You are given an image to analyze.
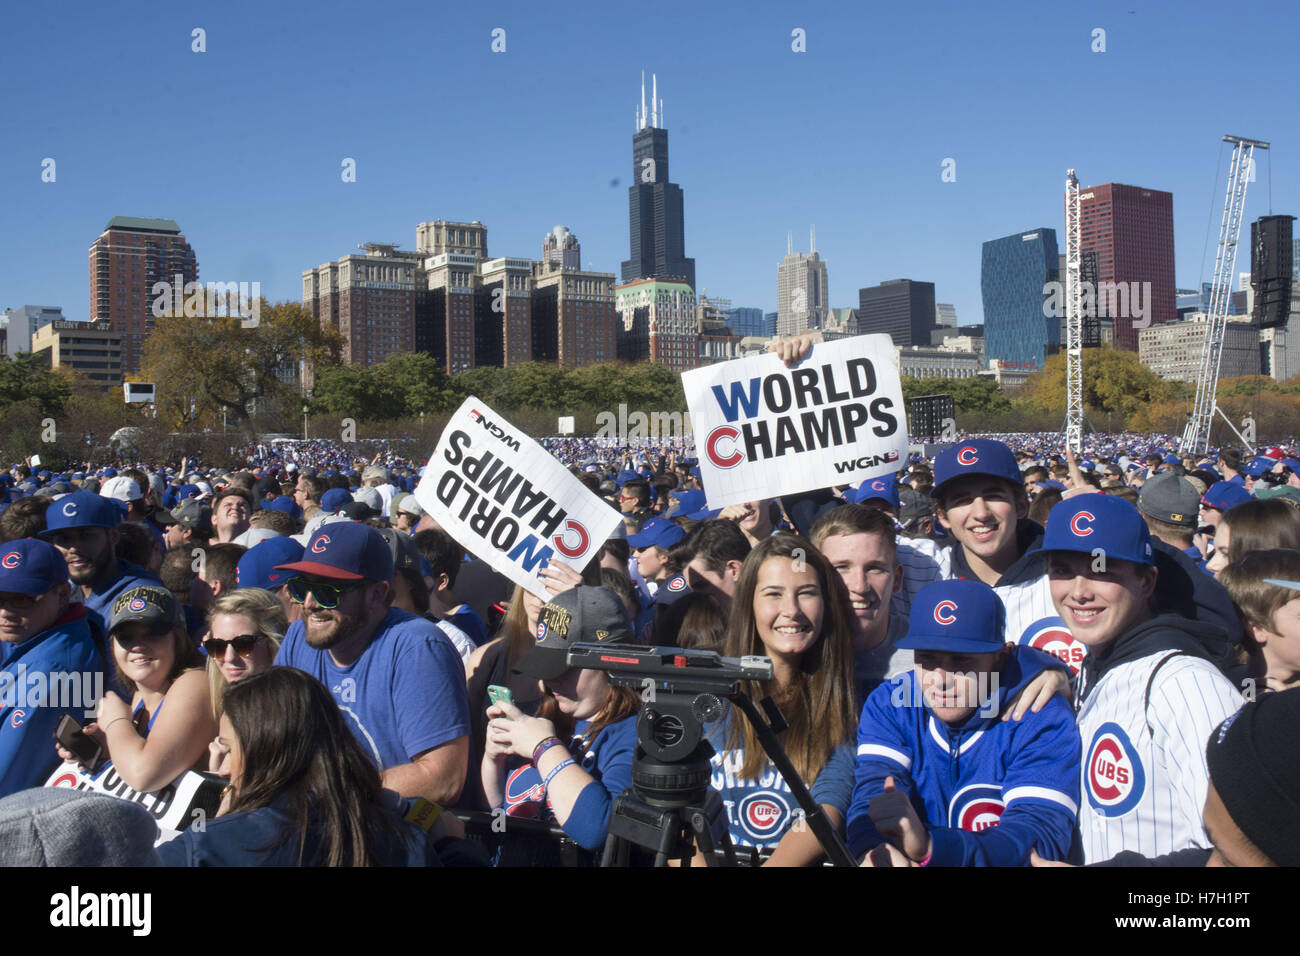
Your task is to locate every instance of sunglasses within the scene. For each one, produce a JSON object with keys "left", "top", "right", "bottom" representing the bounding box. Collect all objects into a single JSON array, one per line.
[
  {"left": 286, "top": 576, "right": 367, "bottom": 609},
  {"left": 203, "top": 633, "right": 264, "bottom": 657}
]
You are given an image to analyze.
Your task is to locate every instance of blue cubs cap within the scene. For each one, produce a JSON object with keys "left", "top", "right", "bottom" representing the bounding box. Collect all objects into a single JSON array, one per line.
[
  {"left": 320, "top": 488, "right": 352, "bottom": 513},
  {"left": 265, "top": 495, "right": 302, "bottom": 520},
  {"left": 932, "top": 439, "right": 1023, "bottom": 500},
  {"left": 1028, "top": 493, "right": 1155, "bottom": 566},
  {"left": 275, "top": 521, "right": 394, "bottom": 583},
  {"left": 1245, "top": 457, "right": 1273, "bottom": 478},
  {"left": 668, "top": 489, "right": 706, "bottom": 516},
  {"left": 1201, "top": 481, "right": 1252, "bottom": 511},
  {"left": 854, "top": 473, "right": 900, "bottom": 509},
  {"left": 628, "top": 517, "right": 685, "bottom": 550},
  {"left": 686, "top": 506, "right": 722, "bottom": 521},
  {"left": 40, "top": 490, "right": 122, "bottom": 536},
  {"left": 896, "top": 579, "right": 1007, "bottom": 654},
  {"left": 237, "top": 537, "right": 306, "bottom": 592},
  {"left": 0, "top": 539, "right": 69, "bottom": 594}
]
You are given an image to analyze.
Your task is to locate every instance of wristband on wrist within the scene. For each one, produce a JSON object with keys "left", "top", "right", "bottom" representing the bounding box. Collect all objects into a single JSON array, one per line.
[
  {"left": 917, "top": 846, "right": 932, "bottom": 867},
  {"left": 542, "top": 758, "right": 575, "bottom": 790},
  {"left": 103, "top": 716, "right": 131, "bottom": 733},
  {"left": 532, "top": 736, "right": 563, "bottom": 765}
]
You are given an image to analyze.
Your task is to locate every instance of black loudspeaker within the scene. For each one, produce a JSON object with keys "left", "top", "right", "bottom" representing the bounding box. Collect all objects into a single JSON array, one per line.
[{"left": 1251, "top": 215, "right": 1295, "bottom": 329}]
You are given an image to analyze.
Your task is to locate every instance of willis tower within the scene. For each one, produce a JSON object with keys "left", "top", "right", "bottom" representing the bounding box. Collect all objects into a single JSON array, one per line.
[{"left": 621, "top": 73, "right": 695, "bottom": 290}]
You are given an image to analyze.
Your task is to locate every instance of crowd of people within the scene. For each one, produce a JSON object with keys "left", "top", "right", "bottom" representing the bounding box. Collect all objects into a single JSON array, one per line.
[{"left": 0, "top": 344, "right": 1298, "bottom": 868}]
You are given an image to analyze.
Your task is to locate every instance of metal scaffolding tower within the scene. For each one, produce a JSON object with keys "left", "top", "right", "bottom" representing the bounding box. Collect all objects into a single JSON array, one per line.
[
  {"left": 1179, "top": 135, "right": 1269, "bottom": 456},
  {"left": 1063, "top": 170, "right": 1084, "bottom": 453}
]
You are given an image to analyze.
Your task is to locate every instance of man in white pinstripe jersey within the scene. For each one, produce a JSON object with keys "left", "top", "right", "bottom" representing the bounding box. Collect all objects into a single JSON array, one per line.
[{"left": 1033, "top": 493, "right": 1242, "bottom": 863}]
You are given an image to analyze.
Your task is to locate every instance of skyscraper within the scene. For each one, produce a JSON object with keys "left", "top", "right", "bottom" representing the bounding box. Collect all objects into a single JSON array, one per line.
[
  {"left": 620, "top": 73, "right": 695, "bottom": 290},
  {"left": 1075, "top": 183, "right": 1176, "bottom": 351},
  {"left": 857, "top": 279, "right": 936, "bottom": 347},
  {"left": 776, "top": 230, "right": 829, "bottom": 337},
  {"left": 302, "top": 244, "right": 421, "bottom": 368},
  {"left": 542, "top": 226, "right": 581, "bottom": 270},
  {"left": 981, "top": 228, "right": 1060, "bottom": 371},
  {"left": 89, "top": 217, "right": 198, "bottom": 374}
]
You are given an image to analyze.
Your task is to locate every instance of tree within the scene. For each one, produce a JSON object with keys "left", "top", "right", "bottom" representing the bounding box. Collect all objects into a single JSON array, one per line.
[
  {"left": 141, "top": 300, "right": 342, "bottom": 431},
  {"left": 1022, "top": 345, "right": 1180, "bottom": 423}
]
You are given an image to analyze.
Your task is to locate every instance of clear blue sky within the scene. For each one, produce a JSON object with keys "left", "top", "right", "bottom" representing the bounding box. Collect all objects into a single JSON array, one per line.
[{"left": 1, "top": 0, "right": 1295, "bottom": 329}]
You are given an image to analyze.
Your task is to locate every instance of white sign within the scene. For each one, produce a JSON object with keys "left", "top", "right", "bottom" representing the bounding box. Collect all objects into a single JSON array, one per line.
[
  {"left": 415, "top": 397, "right": 621, "bottom": 598},
  {"left": 46, "top": 761, "right": 223, "bottom": 845},
  {"left": 681, "top": 334, "right": 908, "bottom": 508},
  {"left": 557, "top": 416, "right": 575, "bottom": 435}
]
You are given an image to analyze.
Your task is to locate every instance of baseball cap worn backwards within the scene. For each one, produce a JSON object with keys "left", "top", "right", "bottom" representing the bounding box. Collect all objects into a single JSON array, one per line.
[
  {"left": 515, "top": 586, "right": 634, "bottom": 681},
  {"left": 1137, "top": 472, "right": 1200, "bottom": 528},
  {"left": 897, "top": 579, "right": 1006, "bottom": 654},
  {"left": 1029, "top": 494, "right": 1155, "bottom": 566},
  {"left": 276, "top": 521, "right": 394, "bottom": 584},
  {"left": 931, "top": 439, "right": 1022, "bottom": 500}
]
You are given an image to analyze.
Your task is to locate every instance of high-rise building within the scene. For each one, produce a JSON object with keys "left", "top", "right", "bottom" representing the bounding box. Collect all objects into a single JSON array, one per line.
[
  {"left": 726, "top": 306, "right": 766, "bottom": 338},
  {"left": 763, "top": 312, "right": 778, "bottom": 337},
  {"left": 614, "top": 278, "right": 696, "bottom": 370},
  {"left": 981, "top": 228, "right": 1060, "bottom": 371},
  {"left": 0, "top": 306, "right": 66, "bottom": 356},
  {"left": 776, "top": 230, "right": 829, "bottom": 336},
  {"left": 1075, "top": 183, "right": 1176, "bottom": 351},
  {"left": 88, "top": 217, "right": 198, "bottom": 374},
  {"left": 302, "top": 244, "right": 421, "bottom": 368},
  {"left": 416, "top": 220, "right": 489, "bottom": 374},
  {"left": 620, "top": 74, "right": 695, "bottom": 290},
  {"left": 1139, "top": 313, "right": 1259, "bottom": 382},
  {"left": 542, "top": 226, "right": 581, "bottom": 271},
  {"left": 531, "top": 261, "right": 617, "bottom": 368},
  {"left": 935, "top": 303, "right": 958, "bottom": 328},
  {"left": 858, "top": 279, "right": 936, "bottom": 347}
]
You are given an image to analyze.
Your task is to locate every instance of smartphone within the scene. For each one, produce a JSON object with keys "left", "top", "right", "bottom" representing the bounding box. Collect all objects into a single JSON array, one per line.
[
  {"left": 54, "top": 713, "right": 102, "bottom": 767},
  {"left": 487, "top": 685, "right": 514, "bottom": 706}
]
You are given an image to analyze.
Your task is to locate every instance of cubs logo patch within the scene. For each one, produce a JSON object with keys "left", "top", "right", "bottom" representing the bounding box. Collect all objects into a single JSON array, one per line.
[
  {"left": 1069, "top": 511, "right": 1095, "bottom": 536},
  {"left": 311, "top": 535, "right": 330, "bottom": 554},
  {"left": 128, "top": 596, "right": 148, "bottom": 613},
  {"left": 503, "top": 765, "right": 550, "bottom": 819},
  {"left": 956, "top": 446, "right": 979, "bottom": 466},
  {"left": 10, "top": 709, "right": 24, "bottom": 728},
  {"left": 948, "top": 784, "right": 1005, "bottom": 832},
  {"left": 1022, "top": 616, "right": 1086, "bottom": 675},
  {"left": 933, "top": 600, "right": 958, "bottom": 625},
  {"left": 535, "top": 621, "right": 547, "bottom": 642},
  {"left": 737, "top": 790, "right": 790, "bottom": 841},
  {"left": 667, "top": 576, "right": 686, "bottom": 592},
  {"left": 1, "top": 552, "right": 20, "bottom": 569},
  {"left": 1085, "top": 722, "right": 1145, "bottom": 817},
  {"left": 62, "top": 502, "right": 78, "bottom": 517}
]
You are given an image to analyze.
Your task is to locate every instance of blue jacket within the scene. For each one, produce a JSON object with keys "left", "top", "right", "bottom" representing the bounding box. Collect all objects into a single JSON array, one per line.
[
  {"left": 0, "top": 606, "right": 106, "bottom": 798},
  {"left": 847, "top": 646, "right": 1081, "bottom": 865}
]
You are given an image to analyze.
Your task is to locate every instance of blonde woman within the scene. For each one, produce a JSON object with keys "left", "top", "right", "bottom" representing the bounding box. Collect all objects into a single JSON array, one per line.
[{"left": 203, "top": 589, "right": 287, "bottom": 772}]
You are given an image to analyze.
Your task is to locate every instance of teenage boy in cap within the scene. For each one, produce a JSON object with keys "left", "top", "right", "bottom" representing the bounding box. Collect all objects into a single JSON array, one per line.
[
  {"left": 1035, "top": 494, "right": 1242, "bottom": 863},
  {"left": 273, "top": 521, "right": 470, "bottom": 803},
  {"left": 1137, "top": 472, "right": 1204, "bottom": 566},
  {"left": 0, "top": 539, "right": 106, "bottom": 797},
  {"left": 848, "top": 579, "right": 1080, "bottom": 865},
  {"left": 157, "top": 499, "right": 214, "bottom": 553},
  {"left": 628, "top": 518, "right": 685, "bottom": 595},
  {"left": 40, "top": 490, "right": 163, "bottom": 636}
]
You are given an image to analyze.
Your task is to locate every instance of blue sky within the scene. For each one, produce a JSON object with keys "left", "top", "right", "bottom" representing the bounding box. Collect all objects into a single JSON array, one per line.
[{"left": 1, "top": 0, "right": 1295, "bottom": 329}]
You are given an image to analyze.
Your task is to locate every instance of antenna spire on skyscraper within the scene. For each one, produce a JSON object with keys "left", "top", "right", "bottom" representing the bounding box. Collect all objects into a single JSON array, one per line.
[
  {"left": 639, "top": 71, "right": 646, "bottom": 130},
  {"left": 788, "top": 231, "right": 793, "bottom": 255},
  {"left": 811, "top": 225, "right": 816, "bottom": 254},
  {"left": 652, "top": 73, "right": 658, "bottom": 127}
]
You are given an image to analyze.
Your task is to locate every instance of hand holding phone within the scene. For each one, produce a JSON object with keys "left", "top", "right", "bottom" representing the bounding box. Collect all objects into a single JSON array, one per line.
[{"left": 54, "top": 714, "right": 103, "bottom": 768}]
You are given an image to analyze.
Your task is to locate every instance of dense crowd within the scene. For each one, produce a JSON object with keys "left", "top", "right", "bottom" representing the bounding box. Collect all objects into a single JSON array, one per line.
[{"left": 0, "top": 359, "right": 1298, "bottom": 868}]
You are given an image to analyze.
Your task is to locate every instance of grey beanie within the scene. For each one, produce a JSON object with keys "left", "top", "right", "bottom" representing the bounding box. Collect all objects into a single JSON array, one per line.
[{"left": 0, "top": 788, "right": 162, "bottom": 866}]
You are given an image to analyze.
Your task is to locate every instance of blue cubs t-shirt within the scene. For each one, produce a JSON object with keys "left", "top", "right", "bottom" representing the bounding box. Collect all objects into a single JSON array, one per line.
[
  {"left": 498, "top": 716, "right": 636, "bottom": 851},
  {"left": 707, "top": 710, "right": 855, "bottom": 851},
  {"left": 276, "top": 607, "right": 470, "bottom": 771}
]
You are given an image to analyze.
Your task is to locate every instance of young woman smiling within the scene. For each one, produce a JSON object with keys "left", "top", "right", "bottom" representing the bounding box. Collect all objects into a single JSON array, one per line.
[
  {"left": 56, "top": 586, "right": 213, "bottom": 794},
  {"left": 708, "top": 533, "right": 857, "bottom": 865}
]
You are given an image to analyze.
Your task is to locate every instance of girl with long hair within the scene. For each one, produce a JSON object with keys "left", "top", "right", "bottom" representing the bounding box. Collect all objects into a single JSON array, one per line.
[
  {"left": 159, "top": 667, "right": 458, "bottom": 866},
  {"left": 709, "top": 532, "right": 858, "bottom": 865}
]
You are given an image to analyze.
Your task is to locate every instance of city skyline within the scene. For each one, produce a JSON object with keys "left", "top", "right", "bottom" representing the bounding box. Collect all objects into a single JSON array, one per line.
[{"left": 2, "top": 2, "right": 1295, "bottom": 337}]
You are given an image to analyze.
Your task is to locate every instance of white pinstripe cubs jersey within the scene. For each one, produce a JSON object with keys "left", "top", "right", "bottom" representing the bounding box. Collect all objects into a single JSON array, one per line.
[
  {"left": 897, "top": 540, "right": 1089, "bottom": 676},
  {"left": 1077, "top": 652, "right": 1242, "bottom": 864}
]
